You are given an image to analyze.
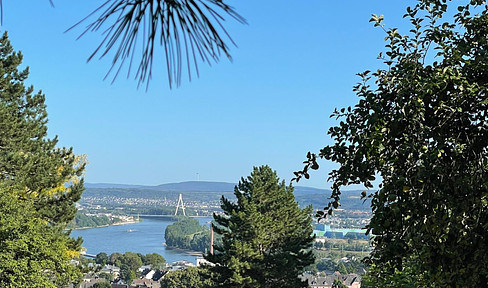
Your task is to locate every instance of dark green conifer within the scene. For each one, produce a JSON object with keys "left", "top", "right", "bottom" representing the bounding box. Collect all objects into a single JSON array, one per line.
[
  {"left": 0, "top": 31, "right": 85, "bottom": 286},
  {"left": 0, "top": 31, "right": 85, "bottom": 226},
  {"left": 206, "top": 165, "right": 314, "bottom": 288}
]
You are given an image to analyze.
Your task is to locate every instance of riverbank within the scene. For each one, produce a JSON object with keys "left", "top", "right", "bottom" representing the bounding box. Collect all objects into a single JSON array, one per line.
[
  {"left": 71, "top": 219, "right": 142, "bottom": 230},
  {"left": 164, "top": 244, "right": 204, "bottom": 257}
]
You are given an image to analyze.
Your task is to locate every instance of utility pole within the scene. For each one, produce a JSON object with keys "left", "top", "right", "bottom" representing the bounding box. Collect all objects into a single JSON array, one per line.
[{"left": 210, "top": 223, "right": 214, "bottom": 255}]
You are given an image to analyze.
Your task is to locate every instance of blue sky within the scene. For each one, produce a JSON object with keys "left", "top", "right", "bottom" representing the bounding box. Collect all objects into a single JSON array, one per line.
[{"left": 3, "top": 1, "right": 414, "bottom": 188}]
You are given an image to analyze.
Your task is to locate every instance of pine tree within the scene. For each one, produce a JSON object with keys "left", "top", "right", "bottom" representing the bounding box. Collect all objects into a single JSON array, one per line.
[
  {"left": 0, "top": 31, "right": 85, "bottom": 226},
  {"left": 0, "top": 31, "right": 86, "bottom": 285},
  {"left": 161, "top": 267, "right": 214, "bottom": 288},
  {"left": 206, "top": 165, "right": 314, "bottom": 288}
]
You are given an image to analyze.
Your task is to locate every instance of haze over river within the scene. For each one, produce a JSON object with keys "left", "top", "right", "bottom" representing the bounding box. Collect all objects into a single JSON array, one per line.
[{"left": 71, "top": 216, "right": 212, "bottom": 264}]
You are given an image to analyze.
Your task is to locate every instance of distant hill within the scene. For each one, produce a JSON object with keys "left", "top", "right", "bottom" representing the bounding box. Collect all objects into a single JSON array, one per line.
[
  {"left": 84, "top": 181, "right": 234, "bottom": 191},
  {"left": 154, "top": 181, "right": 236, "bottom": 192},
  {"left": 85, "top": 181, "right": 331, "bottom": 194},
  {"left": 293, "top": 186, "right": 331, "bottom": 195},
  {"left": 84, "top": 183, "right": 148, "bottom": 189}
]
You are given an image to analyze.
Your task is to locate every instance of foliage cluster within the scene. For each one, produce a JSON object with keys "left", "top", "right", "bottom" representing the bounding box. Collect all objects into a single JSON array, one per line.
[
  {"left": 98, "top": 272, "right": 114, "bottom": 282},
  {"left": 0, "top": 191, "right": 81, "bottom": 287},
  {"left": 95, "top": 253, "right": 110, "bottom": 266},
  {"left": 160, "top": 267, "right": 214, "bottom": 288},
  {"left": 66, "top": 212, "right": 121, "bottom": 229},
  {"left": 92, "top": 282, "right": 112, "bottom": 288},
  {"left": 165, "top": 217, "right": 211, "bottom": 253},
  {"left": 313, "top": 239, "right": 369, "bottom": 252},
  {"left": 102, "top": 251, "right": 165, "bottom": 282},
  {"left": 295, "top": 0, "right": 488, "bottom": 286},
  {"left": 314, "top": 258, "right": 364, "bottom": 275}
]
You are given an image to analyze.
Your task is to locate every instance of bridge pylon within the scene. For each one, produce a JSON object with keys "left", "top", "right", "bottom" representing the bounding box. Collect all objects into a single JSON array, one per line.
[{"left": 175, "top": 193, "right": 186, "bottom": 216}]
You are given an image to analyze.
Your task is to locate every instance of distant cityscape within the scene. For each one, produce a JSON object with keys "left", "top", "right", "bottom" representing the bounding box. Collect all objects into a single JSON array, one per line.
[{"left": 71, "top": 182, "right": 371, "bottom": 287}]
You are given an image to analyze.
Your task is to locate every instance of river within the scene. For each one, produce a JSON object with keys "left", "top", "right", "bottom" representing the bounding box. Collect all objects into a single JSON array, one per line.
[{"left": 70, "top": 216, "right": 212, "bottom": 264}]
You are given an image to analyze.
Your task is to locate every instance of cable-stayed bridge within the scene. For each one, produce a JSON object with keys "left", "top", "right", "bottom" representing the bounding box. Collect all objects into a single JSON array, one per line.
[{"left": 136, "top": 193, "right": 210, "bottom": 220}]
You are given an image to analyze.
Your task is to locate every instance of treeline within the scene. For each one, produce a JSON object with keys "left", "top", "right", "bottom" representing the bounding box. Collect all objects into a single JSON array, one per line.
[
  {"left": 81, "top": 204, "right": 204, "bottom": 217},
  {"left": 95, "top": 252, "right": 166, "bottom": 283},
  {"left": 164, "top": 217, "right": 210, "bottom": 253},
  {"left": 310, "top": 258, "right": 365, "bottom": 275},
  {"left": 295, "top": 191, "right": 371, "bottom": 211},
  {"left": 66, "top": 213, "right": 122, "bottom": 229},
  {"left": 314, "top": 241, "right": 369, "bottom": 253}
]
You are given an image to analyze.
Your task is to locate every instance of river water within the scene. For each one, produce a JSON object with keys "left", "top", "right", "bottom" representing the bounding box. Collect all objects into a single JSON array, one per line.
[{"left": 70, "top": 216, "right": 212, "bottom": 264}]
